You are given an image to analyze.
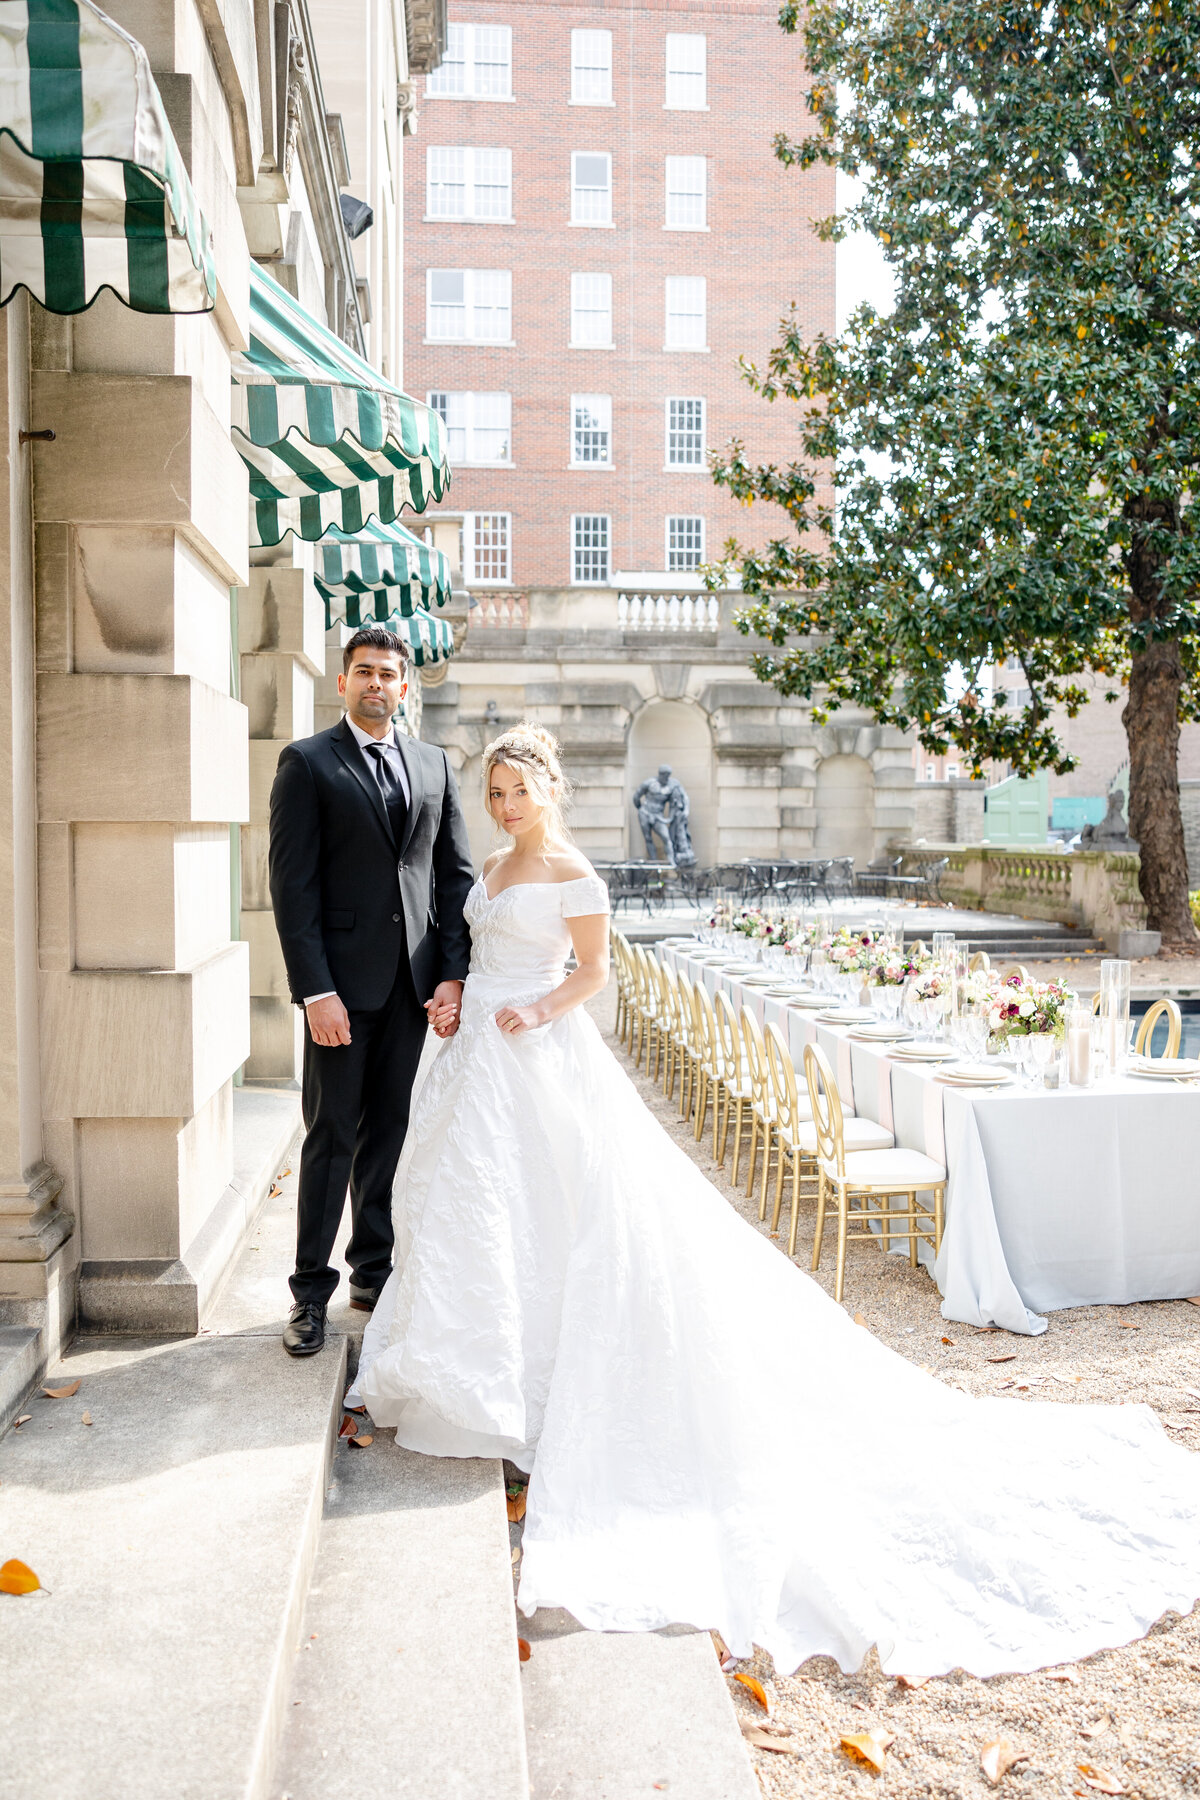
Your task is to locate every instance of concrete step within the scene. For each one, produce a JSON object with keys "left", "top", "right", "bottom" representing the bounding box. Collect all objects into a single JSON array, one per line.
[
  {"left": 0, "top": 1328, "right": 346, "bottom": 1800},
  {"left": 520, "top": 1609, "right": 759, "bottom": 1800},
  {"left": 273, "top": 1437, "right": 529, "bottom": 1800},
  {"left": 0, "top": 1324, "right": 40, "bottom": 1435}
]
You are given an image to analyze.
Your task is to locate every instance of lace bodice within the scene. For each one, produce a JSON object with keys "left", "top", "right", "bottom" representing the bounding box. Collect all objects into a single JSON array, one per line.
[{"left": 464, "top": 873, "right": 610, "bottom": 979}]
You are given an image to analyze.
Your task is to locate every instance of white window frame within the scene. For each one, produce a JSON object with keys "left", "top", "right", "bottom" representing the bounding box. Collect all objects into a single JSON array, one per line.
[
  {"left": 570, "top": 28, "right": 613, "bottom": 105},
  {"left": 664, "top": 396, "right": 707, "bottom": 469},
  {"left": 463, "top": 511, "right": 512, "bottom": 584},
  {"left": 570, "top": 394, "right": 612, "bottom": 467},
  {"left": 571, "top": 151, "right": 613, "bottom": 227},
  {"left": 425, "top": 146, "right": 513, "bottom": 222},
  {"left": 665, "top": 156, "right": 707, "bottom": 231},
  {"left": 426, "top": 24, "right": 514, "bottom": 100},
  {"left": 666, "top": 514, "right": 705, "bottom": 571},
  {"left": 664, "top": 276, "right": 707, "bottom": 351},
  {"left": 569, "top": 272, "right": 613, "bottom": 348},
  {"left": 665, "top": 33, "right": 707, "bottom": 110},
  {"left": 425, "top": 269, "right": 513, "bottom": 344},
  {"left": 427, "top": 391, "right": 512, "bottom": 465},
  {"left": 572, "top": 513, "right": 610, "bottom": 585}
]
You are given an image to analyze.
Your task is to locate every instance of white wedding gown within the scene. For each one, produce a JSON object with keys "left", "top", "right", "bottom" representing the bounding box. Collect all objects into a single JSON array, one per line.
[{"left": 350, "top": 873, "right": 1200, "bottom": 1677}]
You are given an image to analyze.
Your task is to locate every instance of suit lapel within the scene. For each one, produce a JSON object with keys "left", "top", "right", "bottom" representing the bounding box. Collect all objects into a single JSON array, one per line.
[
  {"left": 330, "top": 719, "right": 395, "bottom": 847},
  {"left": 395, "top": 731, "right": 423, "bottom": 859}
]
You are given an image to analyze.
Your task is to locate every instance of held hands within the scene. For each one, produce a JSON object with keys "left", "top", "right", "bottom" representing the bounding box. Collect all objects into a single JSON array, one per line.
[
  {"left": 494, "top": 1001, "right": 546, "bottom": 1037},
  {"left": 306, "top": 994, "right": 352, "bottom": 1047},
  {"left": 425, "top": 979, "right": 464, "bottom": 1040}
]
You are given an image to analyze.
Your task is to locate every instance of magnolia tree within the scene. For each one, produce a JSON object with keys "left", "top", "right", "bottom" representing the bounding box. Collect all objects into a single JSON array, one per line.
[{"left": 711, "top": 0, "right": 1200, "bottom": 944}]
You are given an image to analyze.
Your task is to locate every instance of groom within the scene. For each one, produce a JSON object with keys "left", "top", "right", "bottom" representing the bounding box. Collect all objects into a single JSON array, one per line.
[{"left": 268, "top": 625, "right": 474, "bottom": 1356}]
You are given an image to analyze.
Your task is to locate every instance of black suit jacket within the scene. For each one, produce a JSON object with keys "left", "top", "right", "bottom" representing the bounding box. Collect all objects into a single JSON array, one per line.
[{"left": 268, "top": 719, "right": 474, "bottom": 1012}]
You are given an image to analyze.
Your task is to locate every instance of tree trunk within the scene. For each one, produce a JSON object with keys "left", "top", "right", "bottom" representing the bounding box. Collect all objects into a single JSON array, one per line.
[{"left": 1123, "top": 637, "right": 1198, "bottom": 946}]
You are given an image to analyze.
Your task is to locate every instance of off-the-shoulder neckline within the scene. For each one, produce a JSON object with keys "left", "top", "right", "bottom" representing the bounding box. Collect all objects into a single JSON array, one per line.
[{"left": 478, "top": 872, "right": 603, "bottom": 904}]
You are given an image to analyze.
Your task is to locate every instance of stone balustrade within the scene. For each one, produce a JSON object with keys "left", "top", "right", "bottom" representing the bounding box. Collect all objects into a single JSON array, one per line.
[
  {"left": 898, "top": 842, "right": 1154, "bottom": 954},
  {"left": 473, "top": 593, "right": 529, "bottom": 630},
  {"left": 618, "top": 593, "right": 720, "bottom": 633}
]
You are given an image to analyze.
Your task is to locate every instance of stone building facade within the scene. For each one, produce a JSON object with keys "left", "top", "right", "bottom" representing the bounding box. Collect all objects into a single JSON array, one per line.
[{"left": 400, "top": 0, "right": 915, "bottom": 863}]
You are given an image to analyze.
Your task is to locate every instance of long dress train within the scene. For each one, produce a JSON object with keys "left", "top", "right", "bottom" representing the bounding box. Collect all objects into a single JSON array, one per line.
[{"left": 349, "top": 874, "right": 1200, "bottom": 1678}]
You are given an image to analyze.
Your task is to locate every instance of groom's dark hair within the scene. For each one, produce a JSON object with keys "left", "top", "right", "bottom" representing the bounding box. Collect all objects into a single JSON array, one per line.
[{"left": 343, "top": 625, "right": 411, "bottom": 674}]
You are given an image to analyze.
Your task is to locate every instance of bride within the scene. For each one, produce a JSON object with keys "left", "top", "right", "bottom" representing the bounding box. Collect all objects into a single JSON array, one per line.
[{"left": 351, "top": 723, "right": 1200, "bottom": 1678}]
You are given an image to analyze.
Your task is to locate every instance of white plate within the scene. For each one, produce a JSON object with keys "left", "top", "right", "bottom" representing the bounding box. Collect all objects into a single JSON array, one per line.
[
  {"left": 937, "top": 1069, "right": 1014, "bottom": 1088},
  {"left": 817, "top": 1007, "right": 875, "bottom": 1024},
  {"left": 849, "top": 1027, "right": 912, "bottom": 1043},
  {"left": 785, "top": 994, "right": 828, "bottom": 1010},
  {"left": 739, "top": 975, "right": 778, "bottom": 987},
  {"left": 1128, "top": 1068, "right": 1200, "bottom": 1084},
  {"left": 890, "top": 1042, "right": 958, "bottom": 1062},
  {"left": 1128, "top": 1055, "right": 1200, "bottom": 1077}
]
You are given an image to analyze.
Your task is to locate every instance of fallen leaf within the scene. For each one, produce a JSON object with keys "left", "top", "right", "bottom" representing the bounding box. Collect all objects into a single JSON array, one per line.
[
  {"left": 42, "top": 1380, "right": 80, "bottom": 1399},
  {"left": 81, "top": 1411, "right": 92, "bottom": 1426},
  {"left": 511, "top": 1546, "right": 521, "bottom": 1566},
  {"left": 279, "top": 1167, "right": 292, "bottom": 1178},
  {"left": 348, "top": 1432, "right": 373, "bottom": 1447},
  {"left": 0, "top": 1559, "right": 40, "bottom": 1596},
  {"left": 840, "top": 1730, "right": 895, "bottom": 1774},
  {"left": 988, "top": 1354, "right": 1018, "bottom": 1363},
  {"left": 1080, "top": 1715, "right": 1111, "bottom": 1740},
  {"left": 981, "top": 1739, "right": 1027, "bottom": 1785},
  {"left": 506, "top": 1489, "right": 527, "bottom": 1523},
  {"left": 268, "top": 1183, "right": 282, "bottom": 1200},
  {"left": 1185, "top": 1297, "right": 1200, "bottom": 1307},
  {"left": 853, "top": 1313, "right": 867, "bottom": 1326},
  {"left": 1078, "top": 1765, "right": 1125, "bottom": 1794},
  {"left": 741, "top": 1725, "right": 800, "bottom": 1755},
  {"left": 941, "top": 1335, "right": 954, "bottom": 1345},
  {"left": 896, "top": 1673, "right": 929, "bottom": 1689},
  {"left": 337, "top": 1415, "right": 358, "bottom": 1439},
  {"left": 1048, "top": 1667, "right": 1081, "bottom": 1684},
  {"left": 712, "top": 1631, "right": 732, "bottom": 1665},
  {"left": 518, "top": 1638, "right": 532, "bottom": 1662},
  {"left": 734, "top": 1672, "right": 773, "bottom": 1716},
  {"left": 1115, "top": 1319, "right": 1140, "bottom": 1330}
]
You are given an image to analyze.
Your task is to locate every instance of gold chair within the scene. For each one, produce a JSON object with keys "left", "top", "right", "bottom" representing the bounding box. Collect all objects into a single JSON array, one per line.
[
  {"left": 610, "top": 930, "right": 631, "bottom": 1045},
  {"left": 1135, "top": 998, "right": 1182, "bottom": 1059},
  {"left": 1091, "top": 990, "right": 1101, "bottom": 1016},
  {"left": 630, "top": 946, "right": 655, "bottom": 1068},
  {"left": 673, "top": 972, "right": 700, "bottom": 1120},
  {"left": 655, "top": 962, "right": 682, "bottom": 1093},
  {"left": 690, "top": 982, "right": 720, "bottom": 1144},
  {"left": 764, "top": 1025, "right": 893, "bottom": 1257},
  {"left": 714, "top": 991, "right": 754, "bottom": 1181},
  {"left": 1003, "top": 964, "right": 1032, "bottom": 985},
  {"left": 968, "top": 950, "right": 991, "bottom": 973},
  {"left": 741, "top": 1008, "right": 779, "bottom": 1214},
  {"left": 804, "top": 1042, "right": 946, "bottom": 1303},
  {"left": 643, "top": 955, "right": 672, "bottom": 1082}
]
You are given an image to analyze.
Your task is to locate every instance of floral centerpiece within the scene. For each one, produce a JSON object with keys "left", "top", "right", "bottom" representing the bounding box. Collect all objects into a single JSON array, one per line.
[
  {"left": 867, "top": 950, "right": 923, "bottom": 988},
  {"left": 909, "top": 967, "right": 950, "bottom": 1003},
  {"left": 955, "top": 969, "right": 996, "bottom": 1007},
  {"left": 987, "top": 977, "right": 1074, "bottom": 1041}
]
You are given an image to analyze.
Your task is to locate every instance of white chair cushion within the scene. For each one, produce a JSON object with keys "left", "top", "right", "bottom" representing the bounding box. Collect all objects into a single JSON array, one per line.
[
  {"left": 790, "top": 1117, "right": 892, "bottom": 1155},
  {"left": 821, "top": 1147, "right": 946, "bottom": 1189}
]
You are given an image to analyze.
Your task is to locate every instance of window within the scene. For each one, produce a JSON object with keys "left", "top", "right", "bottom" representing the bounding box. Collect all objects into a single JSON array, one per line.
[
  {"left": 425, "top": 269, "right": 512, "bottom": 341},
  {"left": 570, "top": 272, "right": 612, "bottom": 347},
  {"left": 426, "top": 24, "right": 512, "bottom": 99},
  {"left": 428, "top": 392, "right": 511, "bottom": 463},
  {"left": 667, "top": 515, "right": 704, "bottom": 571},
  {"left": 468, "top": 512, "right": 510, "bottom": 582},
  {"left": 571, "top": 29, "right": 612, "bottom": 104},
  {"left": 923, "top": 763, "right": 937, "bottom": 782},
  {"left": 665, "top": 156, "right": 706, "bottom": 229},
  {"left": 665, "top": 276, "right": 706, "bottom": 349},
  {"left": 571, "top": 152, "right": 612, "bottom": 225},
  {"left": 426, "top": 147, "right": 512, "bottom": 220},
  {"left": 571, "top": 394, "right": 612, "bottom": 465},
  {"left": 665, "top": 397, "right": 706, "bottom": 466},
  {"left": 665, "top": 33, "right": 706, "bottom": 108},
  {"left": 572, "top": 514, "right": 610, "bottom": 584}
]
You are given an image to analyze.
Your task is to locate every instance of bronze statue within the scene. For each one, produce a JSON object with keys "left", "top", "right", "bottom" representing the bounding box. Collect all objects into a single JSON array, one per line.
[{"left": 633, "top": 764, "right": 696, "bottom": 866}]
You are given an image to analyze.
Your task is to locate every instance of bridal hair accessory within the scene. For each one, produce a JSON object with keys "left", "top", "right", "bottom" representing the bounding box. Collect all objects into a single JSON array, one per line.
[{"left": 482, "top": 722, "right": 574, "bottom": 838}]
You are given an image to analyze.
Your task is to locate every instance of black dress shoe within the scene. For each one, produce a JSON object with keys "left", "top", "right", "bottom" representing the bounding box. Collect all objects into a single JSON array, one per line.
[
  {"left": 348, "top": 1281, "right": 385, "bottom": 1313},
  {"left": 283, "top": 1301, "right": 327, "bottom": 1356}
]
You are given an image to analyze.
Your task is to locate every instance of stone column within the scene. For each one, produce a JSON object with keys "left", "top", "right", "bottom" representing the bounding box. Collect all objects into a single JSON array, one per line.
[
  {"left": 0, "top": 297, "right": 74, "bottom": 1356},
  {"left": 238, "top": 554, "right": 325, "bottom": 1081}
]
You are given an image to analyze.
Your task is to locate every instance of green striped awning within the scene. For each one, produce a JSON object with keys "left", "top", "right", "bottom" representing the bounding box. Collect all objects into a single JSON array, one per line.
[
  {"left": 234, "top": 263, "right": 451, "bottom": 546},
  {"left": 0, "top": 0, "right": 215, "bottom": 315},
  {"left": 314, "top": 518, "right": 451, "bottom": 624},
  {"left": 393, "top": 607, "right": 455, "bottom": 667}
]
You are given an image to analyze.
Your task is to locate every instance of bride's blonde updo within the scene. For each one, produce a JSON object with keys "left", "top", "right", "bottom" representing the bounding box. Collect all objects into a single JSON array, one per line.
[{"left": 481, "top": 722, "right": 573, "bottom": 841}]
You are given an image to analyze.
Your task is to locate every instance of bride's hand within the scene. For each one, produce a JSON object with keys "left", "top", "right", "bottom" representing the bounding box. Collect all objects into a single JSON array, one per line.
[{"left": 494, "top": 1003, "right": 544, "bottom": 1036}]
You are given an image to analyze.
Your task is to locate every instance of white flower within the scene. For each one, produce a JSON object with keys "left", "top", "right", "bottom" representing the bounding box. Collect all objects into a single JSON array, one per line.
[{"left": 1018, "top": 999, "right": 1035, "bottom": 1018}]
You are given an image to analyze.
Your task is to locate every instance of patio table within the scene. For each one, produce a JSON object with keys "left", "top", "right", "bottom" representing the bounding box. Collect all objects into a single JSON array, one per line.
[{"left": 660, "top": 941, "right": 1200, "bottom": 1335}]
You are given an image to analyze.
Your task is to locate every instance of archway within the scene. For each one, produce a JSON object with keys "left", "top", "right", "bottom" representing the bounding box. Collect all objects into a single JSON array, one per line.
[
  {"left": 814, "top": 753, "right": 874, "bottom": 869},
  {"left": 626, "top": 700, "right": 716, "bottom": 864}
]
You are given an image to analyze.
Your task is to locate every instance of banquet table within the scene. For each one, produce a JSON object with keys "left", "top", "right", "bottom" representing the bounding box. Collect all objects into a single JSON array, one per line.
[{"left": 659, "top": 941, "right": 1200, "bottom": 1335}]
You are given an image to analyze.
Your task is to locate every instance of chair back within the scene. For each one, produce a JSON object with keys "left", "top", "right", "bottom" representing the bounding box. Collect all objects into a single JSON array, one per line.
[
  {"left": 968, "top": 950, "right": 991, "bottom": 973},
  {"left": 1135, "top": 998, "right": 1182, "bottom": 1059},
  {"left": 657, "top": 961, "right": 681, "bottom": 1033},
  {"left": 803, "top": 1042, "right": 846, "bottom": 1177},
  {"left": 692, "top": 981, "right": 717, "bottom": 1068},
  {"left": 713, "top": 989, "right": 741, "bottom": 1083},
  {"left": 1003, "top": 964, "right": 1031, "bottom": 984},
  {"left": 631, "top": 945, "right": 653, "bottom": 1013},
  {"left": 675, "top": 972, "right": 696, "bottom": 1046},
  {"left": 909, "top": 938, "right": 928, "bottom": 957},
  {"left": 740, "top": 1006, "right": 770, "bottom": 1117},
  {"left": 1091, "top": 990, "right": 1102, "bottom": 1016},
  {"left": 764, "top": 1023, "right": 801, "bottom": 1141}
]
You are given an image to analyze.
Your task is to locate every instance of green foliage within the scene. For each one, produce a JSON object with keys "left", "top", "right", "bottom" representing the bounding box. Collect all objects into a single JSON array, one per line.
[{"left": 710, "top": 0, "right": 1200, "bottom": 780}]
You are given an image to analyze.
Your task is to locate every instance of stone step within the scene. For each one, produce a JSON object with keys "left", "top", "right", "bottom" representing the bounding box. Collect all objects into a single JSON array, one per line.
[
  {"left": 520, "top": 1608, "right": 759, "bottom": 1800},
  {"left": 0, "top": 1324, "right": 40, "bottom": 1435},
  {"left": 272, "top": 1436, "right": 529, "bottom": 1800},
  {"left": 0, "top": 1328, "right": 346, "bottom": 1800}
]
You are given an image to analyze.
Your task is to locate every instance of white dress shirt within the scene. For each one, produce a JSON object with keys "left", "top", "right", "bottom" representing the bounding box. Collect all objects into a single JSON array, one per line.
[{"left": 303, "top": 716, "right": 413, "bottom": 1007}]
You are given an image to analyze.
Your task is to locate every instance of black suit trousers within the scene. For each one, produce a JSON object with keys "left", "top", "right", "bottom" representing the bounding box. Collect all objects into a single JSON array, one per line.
[{"left": 292, "top": 965, "right": 428, "bottom": 1306}]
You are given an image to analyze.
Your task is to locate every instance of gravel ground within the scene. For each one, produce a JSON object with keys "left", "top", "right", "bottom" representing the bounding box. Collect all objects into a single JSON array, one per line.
[{"left": 587, "top": 983, "right": 1200, "bottom": 1800}]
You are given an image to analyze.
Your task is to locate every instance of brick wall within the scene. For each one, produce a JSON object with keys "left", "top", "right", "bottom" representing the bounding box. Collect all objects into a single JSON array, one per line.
[{"left": 405, "top": 0, "right": 833, "bottom": 586}]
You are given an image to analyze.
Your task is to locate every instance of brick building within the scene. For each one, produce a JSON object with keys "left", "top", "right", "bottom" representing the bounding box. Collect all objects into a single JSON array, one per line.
[{"left": 409, "top": 0, "right": 917, "bottom": 865}]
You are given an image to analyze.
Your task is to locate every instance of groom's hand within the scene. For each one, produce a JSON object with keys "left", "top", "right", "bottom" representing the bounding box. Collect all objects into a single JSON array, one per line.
[
  {"left": 426, "top": 979, "right": 463, "bottom": 1039},
  {"left": 306, "top": 994, "right": 352, "bottom": 1047}
]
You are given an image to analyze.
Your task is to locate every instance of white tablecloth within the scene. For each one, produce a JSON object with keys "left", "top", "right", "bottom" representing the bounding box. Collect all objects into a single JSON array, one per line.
[{"left": 660, "top": 942, "right": 1200, "bottom": 1335}]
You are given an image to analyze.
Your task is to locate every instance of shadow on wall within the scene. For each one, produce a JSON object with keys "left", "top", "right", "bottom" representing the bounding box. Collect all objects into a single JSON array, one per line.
[{"left": 814, "top": 753, "right": 874, "bottom": 867}]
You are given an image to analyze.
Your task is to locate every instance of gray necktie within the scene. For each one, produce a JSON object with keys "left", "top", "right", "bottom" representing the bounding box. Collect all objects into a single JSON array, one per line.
[{"left": 366, "top": 742, "right": 407, "bottom": 841}]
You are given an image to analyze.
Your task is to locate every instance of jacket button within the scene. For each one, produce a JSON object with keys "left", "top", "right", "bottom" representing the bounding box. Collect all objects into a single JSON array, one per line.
[{"left": 392, "top": 913, "right": 402, "bottom": 923}]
